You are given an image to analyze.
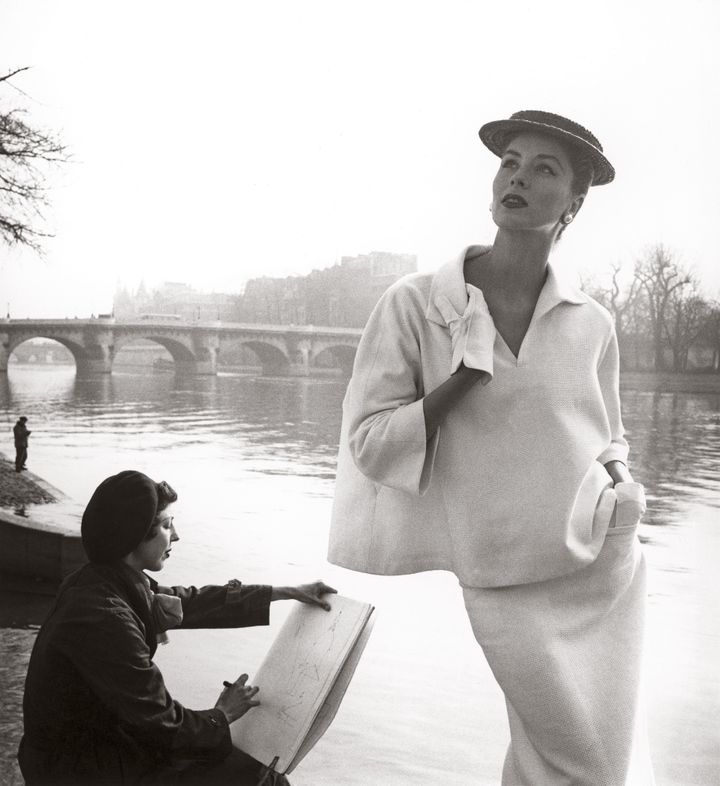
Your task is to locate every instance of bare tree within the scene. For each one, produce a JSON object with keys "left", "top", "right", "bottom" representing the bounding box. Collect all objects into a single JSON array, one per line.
[
  {"left": 0, "top": 66, "right": 68, "bottom": 252},
  {"left": 663, "top": 284, "right": 708, "bottom": 372},
  {"left": 699, "top": 302, "right": 720, "bottom": 373},
  {"left": 582, "top": 262, "right": 643, "bottom": 369},
  {"left": 587, "top": 250, "right": 713, "bottom": 373},
  {"left": 633, "top": 245, "right": 692, "bottom": 371}
]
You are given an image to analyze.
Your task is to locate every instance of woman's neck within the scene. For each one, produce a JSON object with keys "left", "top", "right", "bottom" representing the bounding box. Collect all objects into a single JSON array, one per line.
[{"left": 483, "top": 229, "right": 554, "bottom": 295}]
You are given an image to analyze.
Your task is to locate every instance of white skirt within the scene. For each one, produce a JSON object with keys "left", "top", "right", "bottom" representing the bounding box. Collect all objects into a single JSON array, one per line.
[{"left": 462, "top": 519, "right": 655, "bottom": 785}]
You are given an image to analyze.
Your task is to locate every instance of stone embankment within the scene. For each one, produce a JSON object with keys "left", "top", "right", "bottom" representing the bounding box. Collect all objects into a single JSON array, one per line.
[
  {"left": 0, "top": 454, "right": 86, "bottom": 583},
  {"left": 0, "top": 456, "right": 57, "bottom": 508}
]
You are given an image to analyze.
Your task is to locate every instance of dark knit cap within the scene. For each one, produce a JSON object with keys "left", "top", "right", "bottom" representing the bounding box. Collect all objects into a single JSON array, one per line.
[{"left": 81, "top": 470, "right": 159, "bottom": 563}]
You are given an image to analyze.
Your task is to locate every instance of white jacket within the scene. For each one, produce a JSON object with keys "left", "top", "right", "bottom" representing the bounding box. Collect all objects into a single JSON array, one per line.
[{"left": 328, "top": 248, "right": 631, "bottom": 588}]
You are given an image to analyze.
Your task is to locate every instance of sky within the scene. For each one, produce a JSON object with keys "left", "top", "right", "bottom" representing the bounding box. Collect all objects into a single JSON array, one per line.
[{"left": 1, "top": 0, "right": 718, "bottom": 318}]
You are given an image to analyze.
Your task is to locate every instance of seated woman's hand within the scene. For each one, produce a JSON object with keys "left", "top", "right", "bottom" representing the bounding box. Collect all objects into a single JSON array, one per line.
[
  {"left": 271, "top": 581, "right": 337, "bottom": 611},
  {"left": 215, "top": 673, "right": 260, "bottom": 724}
]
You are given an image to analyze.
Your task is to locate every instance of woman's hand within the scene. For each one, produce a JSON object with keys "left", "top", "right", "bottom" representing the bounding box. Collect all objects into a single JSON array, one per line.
[
  {"left": 271, "top": 581, "right": 337, "bottom": 611},
  {"left": 214, "top": 673, "right": 260, "bottom": 724}
]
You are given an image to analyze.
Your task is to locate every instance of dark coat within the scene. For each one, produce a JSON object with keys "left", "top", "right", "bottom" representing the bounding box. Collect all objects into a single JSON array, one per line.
[
  {"left": 13, "top": 420, "right": 31, "bottom": 447},
  {"left": 19, "top": 562, "right": 272, "bottom": 784}
]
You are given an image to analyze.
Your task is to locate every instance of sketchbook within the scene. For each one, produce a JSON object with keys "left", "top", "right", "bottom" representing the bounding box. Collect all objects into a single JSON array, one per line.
[{"left": 229, "top": 594, "right": 375, "bottom": 775}]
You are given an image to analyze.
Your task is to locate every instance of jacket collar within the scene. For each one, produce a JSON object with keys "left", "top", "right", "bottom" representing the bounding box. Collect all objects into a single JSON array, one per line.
[
  {"left": 425, "top": 245, "right": 587, "bottom": 326},
  {"left": 62, "top": 562, "right": 159, "bottom": 654}
]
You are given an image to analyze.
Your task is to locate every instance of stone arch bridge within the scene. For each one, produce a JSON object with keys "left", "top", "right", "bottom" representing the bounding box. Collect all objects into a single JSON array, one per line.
[{"left": 0, "top": 318, "right": 363, "bottom": 376}]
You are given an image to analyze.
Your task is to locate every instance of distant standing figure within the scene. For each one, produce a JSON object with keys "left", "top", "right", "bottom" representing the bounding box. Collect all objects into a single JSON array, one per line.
[{"left": 13, "top": 416, "right": 31, "bottom": 472}]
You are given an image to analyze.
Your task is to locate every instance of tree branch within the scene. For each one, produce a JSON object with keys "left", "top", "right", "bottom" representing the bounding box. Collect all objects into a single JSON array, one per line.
[{"left": 0, "top": 66, "right": 31, "bottom": 85}]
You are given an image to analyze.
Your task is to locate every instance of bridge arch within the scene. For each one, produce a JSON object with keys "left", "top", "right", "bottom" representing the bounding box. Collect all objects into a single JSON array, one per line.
[
  {"left": 112, "top": 334, "right": 196, "bottom": 370},
  {"left": 219, "top": 338, "right": 291, "bottom": 375},
  {"left": 310, "top": 343, "right": 357, "bottom": 373},
  {"left": 7, "top": 334, "right": 91, "bottom": 373}
]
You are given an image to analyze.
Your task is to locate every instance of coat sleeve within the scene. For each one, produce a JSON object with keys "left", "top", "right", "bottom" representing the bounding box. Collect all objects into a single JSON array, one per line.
[
  {"left": 59, "top": 598, "right": 232, "bottom": 761},
  {"left": 154, "top": 581, "right": 272, "bottom": 629},
  {"left": 596, "top": 324, "right": 630, "bottom": 465},
  {"left": 344, "top": 280, "right": 439, "bottom": 495}
]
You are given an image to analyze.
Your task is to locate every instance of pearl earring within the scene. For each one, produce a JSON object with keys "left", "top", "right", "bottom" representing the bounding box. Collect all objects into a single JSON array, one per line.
[{"left": 562, "top": 213, "right": 574, "bottom": 224}]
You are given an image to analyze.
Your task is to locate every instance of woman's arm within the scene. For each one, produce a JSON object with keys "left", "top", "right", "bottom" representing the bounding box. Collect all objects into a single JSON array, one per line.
[
  {"left": 157, "top": 582, "right": 272, "bottom": 629},
  {"left": 604, "top": 459, "right": 633, "bottom": 486},
  {"left": 270, "top": 581, "right": 337, "bottom": 611},
  {"left": 64, "top": 600, "right": 233, "bottom": 759},
  {"left": 596, "top": 324, "right": 630, "bottom": 469},
  {"left": 346, "top": 279, "right": 492, "bottom": 492},
  {"left": 156, "top": 580, "right": 337, "bottom": 628},
  {"left": 344, "top": 282, "right": 436, "bottom": 494},
  {"left": 423, "top": 364, "right": 489, "bottom": 439}
]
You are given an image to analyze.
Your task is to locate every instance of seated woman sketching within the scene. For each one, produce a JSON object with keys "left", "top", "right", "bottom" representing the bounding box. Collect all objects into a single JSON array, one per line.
[{"left": 18, "top": 470, "right": 336, "bottom": 785}]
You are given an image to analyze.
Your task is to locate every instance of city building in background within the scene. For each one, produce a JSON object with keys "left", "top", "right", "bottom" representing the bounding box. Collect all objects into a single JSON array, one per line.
[
  {"left": 112, "top": 251, "right": 417, "bottom": 329},
  {"left": 113, "top": 281, "right": 238, "bottom": 322},
  {"left": 234, "top": 251, "right": 417, "bottom": 327}
]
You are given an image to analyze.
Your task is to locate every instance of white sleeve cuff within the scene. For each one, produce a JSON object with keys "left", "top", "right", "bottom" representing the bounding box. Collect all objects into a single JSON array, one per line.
[{"left": 349, "top": 398, "right": 438, "bottom": 496}]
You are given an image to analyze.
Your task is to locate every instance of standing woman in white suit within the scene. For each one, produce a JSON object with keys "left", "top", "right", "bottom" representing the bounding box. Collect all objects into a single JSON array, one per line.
[{"left": 328, "top": 110, "right": 655, "bottom": 785}]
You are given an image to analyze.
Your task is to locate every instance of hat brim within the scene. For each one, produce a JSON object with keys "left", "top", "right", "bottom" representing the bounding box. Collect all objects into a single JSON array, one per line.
[{"left": 478, "top": 118, "right": 615, "bottom": 186}]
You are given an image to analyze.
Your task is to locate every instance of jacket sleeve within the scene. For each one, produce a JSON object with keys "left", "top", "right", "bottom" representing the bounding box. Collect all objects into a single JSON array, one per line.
[
  {"left": 154, "top": 580, "right": 272, "bottom": 629},
  {"left": 596, "top": 324, "right": 630, "bottom": 465},
  {"left": 59, "top": 599, "right": 232, "bottom": 760},
  {"left": 344, "top": 280, "right": 439, "bottom": 495}
]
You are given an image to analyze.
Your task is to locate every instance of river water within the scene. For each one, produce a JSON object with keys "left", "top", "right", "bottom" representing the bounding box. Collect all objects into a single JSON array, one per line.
[{"left": 1, "top": 366, "right": 718, "bottom": 785}]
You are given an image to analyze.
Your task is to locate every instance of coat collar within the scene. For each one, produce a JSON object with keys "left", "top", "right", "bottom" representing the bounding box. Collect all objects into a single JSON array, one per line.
[
  {"left": 63, "top": 562, "right": 159, "bottom": 654},
  {"left": 425, "top": 245, "right": 587, "bottom": 326}
]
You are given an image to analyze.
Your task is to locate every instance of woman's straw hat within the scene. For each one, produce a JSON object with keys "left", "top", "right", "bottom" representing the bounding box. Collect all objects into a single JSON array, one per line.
[{"left": 479, "top": 110, "right": 615, "bottom": 186}]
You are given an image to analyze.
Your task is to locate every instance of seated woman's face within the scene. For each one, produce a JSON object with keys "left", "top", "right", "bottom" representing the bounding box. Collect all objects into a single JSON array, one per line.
[
  {"left": 129, "top": 504, "right": 179, "bottom": 572},
  {"left": 491, "top": 131, "right": 576, "bottom": 234}
]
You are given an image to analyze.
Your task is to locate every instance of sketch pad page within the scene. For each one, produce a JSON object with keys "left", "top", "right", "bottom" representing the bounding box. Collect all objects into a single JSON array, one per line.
[{"left": 230, "top": 595, "right": 375, "bottom": 774}]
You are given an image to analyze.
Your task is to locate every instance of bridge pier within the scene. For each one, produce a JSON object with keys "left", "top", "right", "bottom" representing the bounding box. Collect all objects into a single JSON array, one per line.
[
  {"left": 284, "top": 338, "right": 311, "bottom": 376},
  {"left": 75, "top": 340, "right": 114, "bottom": 376},
  {"left": 0, "top": 337, "right": 9, "bottom": 373},
  {"left": 172, "top": 334, "right": 219, "bottom": 375}
]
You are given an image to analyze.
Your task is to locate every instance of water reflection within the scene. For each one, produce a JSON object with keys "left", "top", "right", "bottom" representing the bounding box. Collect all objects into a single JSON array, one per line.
[
  {"left": 622, "top": 388, "right": 720, "bottom": 525},
  {"left": 3, "top": 367, "right": 719, "bottom": 526}
]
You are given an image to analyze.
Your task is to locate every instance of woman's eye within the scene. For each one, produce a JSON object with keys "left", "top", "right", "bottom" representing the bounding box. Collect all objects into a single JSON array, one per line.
[
  {"left": 501, "top": 158, "right": 518, "bottom": 169},
  {"left": 538, "top": 164, "right": 555, "bottom": 175}
]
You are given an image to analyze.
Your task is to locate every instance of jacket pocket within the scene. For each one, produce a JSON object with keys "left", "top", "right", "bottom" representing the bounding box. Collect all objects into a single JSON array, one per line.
[{"left": 570, "top": 460, "right": 615, "bottom": 537}]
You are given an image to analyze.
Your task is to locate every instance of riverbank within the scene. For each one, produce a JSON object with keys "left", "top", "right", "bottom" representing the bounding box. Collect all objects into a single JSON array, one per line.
[
  {"left": 0, "top": 454, "right": 57, "bottom": 508},
  {"left": 0, "top": 452, "right": 85, "bottom": 589},
  {"left": 0, "top": 461, "right": 82, "bottom": 784},
  {"left": 620, "top": 370, "right": 720, "bottom": 394}
]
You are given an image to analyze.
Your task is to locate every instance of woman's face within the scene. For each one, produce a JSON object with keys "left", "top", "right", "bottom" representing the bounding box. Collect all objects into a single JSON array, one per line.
[
  {"left": 129, "top": 503, "right": 179, "bottom": 572},
  {"left": 491, "top": 131, "right": 579, "bottom": 235}
]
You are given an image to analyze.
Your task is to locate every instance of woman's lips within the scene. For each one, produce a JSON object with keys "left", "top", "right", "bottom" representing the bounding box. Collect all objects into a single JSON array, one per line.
[{"left": 501, "top": 194, "right": 528, "bottom": 208}]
